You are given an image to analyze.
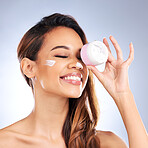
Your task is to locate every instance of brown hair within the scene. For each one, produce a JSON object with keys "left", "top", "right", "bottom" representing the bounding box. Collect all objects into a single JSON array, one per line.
[{"left": 17, "top": 13, "right": 100, "bottom": 147}]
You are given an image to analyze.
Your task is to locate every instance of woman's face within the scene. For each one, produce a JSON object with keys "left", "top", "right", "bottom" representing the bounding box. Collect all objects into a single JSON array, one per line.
[{"left": 34, "top": 27, "right": 89, "bottom": 98}]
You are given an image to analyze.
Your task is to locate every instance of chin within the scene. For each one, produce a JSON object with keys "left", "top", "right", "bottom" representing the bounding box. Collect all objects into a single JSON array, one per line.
[
  {"left": 64, "top": 90, "right": 83, "bottom": 99},
  {"left": 69, "top": 94, "right": 82, "bottom": 99}
]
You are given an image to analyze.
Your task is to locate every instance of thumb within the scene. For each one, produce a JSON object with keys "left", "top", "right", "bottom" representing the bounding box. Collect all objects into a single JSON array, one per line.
[{"left": 87, "top": 66, "right": 104, "bottom": 84}]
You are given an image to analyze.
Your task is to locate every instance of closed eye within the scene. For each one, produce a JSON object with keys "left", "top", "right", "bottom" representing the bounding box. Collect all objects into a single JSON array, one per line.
[
  {"left": 55, "top": 55, "right": 82, "bottom": 60},
  {"left": 54, "top": 55, "right": 68, "bottom": 58}
]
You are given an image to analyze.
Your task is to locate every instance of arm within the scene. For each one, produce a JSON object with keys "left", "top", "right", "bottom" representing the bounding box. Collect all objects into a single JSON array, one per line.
[
  {"left": 87, "top": 36, "right": 148, "bottom": 148},
  {"left": 115, "top": 91, "right": 148, "bottom": 147}
]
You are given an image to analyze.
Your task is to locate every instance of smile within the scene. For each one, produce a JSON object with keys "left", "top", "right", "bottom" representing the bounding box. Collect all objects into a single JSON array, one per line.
[
  {"left": 63, "top": 76, "right": 81, "bottom": 81},
  {"left": 60, "top": 72, "right": 82, "bottom": 85}
]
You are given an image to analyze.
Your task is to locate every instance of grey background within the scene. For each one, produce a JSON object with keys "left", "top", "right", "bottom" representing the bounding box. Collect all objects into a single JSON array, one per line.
[{"left": 0, "top": 0, "right": 147, "bottom": 145}]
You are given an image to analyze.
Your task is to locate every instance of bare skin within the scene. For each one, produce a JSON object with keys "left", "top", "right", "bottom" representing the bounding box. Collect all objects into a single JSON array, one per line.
[
  {"left": 0, "top": 125, "right": 127, "bottom": 148},
  {"left": 0, "top": 27, "right": 147, "bottom": 148}
]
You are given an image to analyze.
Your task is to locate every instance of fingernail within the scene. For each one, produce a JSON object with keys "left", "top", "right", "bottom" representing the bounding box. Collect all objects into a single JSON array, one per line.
[{"left": 109, "top": 35, "right": 112, "bottom": 39}]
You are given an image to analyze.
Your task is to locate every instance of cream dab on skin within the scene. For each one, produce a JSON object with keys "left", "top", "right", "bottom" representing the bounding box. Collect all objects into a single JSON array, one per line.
[
  {"left": 76, "top": 62, "right": 83, "bottom": 69},
  {"left": 40, "top": 80, "right": 45, "bottom": 89},
  {"left": 31, "top": 77, "right": 45, "bottom": 89},
  {"left": 40, "top": 60, "right": 56, "bottom": 89},
  {"left": 44, "top": 60, "right": 56, "bottom": 67}
]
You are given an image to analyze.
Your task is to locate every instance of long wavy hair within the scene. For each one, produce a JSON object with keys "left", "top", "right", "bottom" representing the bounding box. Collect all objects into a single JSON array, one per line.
[{"left": 17, "top": 13, "right": 100, "bottom": 147}]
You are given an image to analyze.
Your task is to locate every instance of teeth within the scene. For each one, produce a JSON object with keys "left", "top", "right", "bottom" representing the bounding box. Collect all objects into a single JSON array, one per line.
[{"left": 64, "top": 76, "right": 81, "bottom": 81}]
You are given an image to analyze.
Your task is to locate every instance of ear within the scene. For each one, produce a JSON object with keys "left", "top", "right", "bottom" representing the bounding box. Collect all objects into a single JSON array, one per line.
[{"left": 21, "top": 58, "right": 37, "bottom": 78}]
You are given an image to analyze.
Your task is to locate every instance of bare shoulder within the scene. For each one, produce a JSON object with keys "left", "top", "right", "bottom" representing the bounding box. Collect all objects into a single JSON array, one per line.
[
  {"left": 0, "top": 127, "right": 16, "bottom": 147},
  {"left": 0, "top": 122, "right": 47, "bottom": 148},
  {"left": 0, "top": 119, "right": 31, "bottom": 147},
  {"left": 96, "top": 130, "right": 128, "bottom": 148}
]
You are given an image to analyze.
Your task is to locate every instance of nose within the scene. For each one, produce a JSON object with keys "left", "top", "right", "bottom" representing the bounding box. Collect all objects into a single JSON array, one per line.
[{"left": 68, "top": 61, "right": 83, "bottom": 70}]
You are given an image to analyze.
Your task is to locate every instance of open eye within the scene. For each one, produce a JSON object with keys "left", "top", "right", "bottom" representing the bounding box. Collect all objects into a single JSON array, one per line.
[{"left": 54, "top": 55, "right": 68, "bottom": 58}]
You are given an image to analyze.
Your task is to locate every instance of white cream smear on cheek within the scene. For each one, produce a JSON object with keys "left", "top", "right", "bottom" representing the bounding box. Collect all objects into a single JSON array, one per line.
[
  {"left": 76, "top": 62, "right": 83, "bottom": 69},
  {"left": 44, "top": 60, "right": 56, "bottom": 66},
  {"left": 38, "top": 60, "right": 56, "bottom": 89}
]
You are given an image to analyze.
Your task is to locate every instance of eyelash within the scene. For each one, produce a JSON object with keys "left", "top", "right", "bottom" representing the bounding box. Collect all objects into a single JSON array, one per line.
[
  {"left": 54, "top": 55, "right": 82, "bottom": 60},
  {"left": 55, "top": 55, "right": 68, "bottom": 58}
]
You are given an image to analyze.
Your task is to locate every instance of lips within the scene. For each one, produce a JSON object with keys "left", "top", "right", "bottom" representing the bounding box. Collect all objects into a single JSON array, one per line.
[{"left": 60, "top": 72, "right": 83, "bottom": 85}]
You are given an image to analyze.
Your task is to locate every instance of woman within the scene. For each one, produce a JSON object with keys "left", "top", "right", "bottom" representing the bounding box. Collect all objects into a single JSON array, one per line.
[{"left": 0, "top": 13, "right": 147, "bottom": 148}]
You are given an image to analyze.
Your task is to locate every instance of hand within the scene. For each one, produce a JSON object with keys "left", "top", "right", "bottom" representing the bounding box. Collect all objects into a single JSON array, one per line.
[{"left": 87, "top": 36, "right": 134, "bottom": 101}]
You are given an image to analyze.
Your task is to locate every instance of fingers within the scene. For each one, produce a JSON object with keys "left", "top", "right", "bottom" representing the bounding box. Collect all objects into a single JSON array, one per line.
[
  {"left": 103, "top": 37, "right": 115, "bottom": 62},
  {"left": 124, "top": 42, "right": 134, "bottom": 66},
  {"left": 103, "top": 36, "right": 134, "bottom": 67},
  {"left": 108, "top": 50, "right": 116, "bottom": 63},
  {"left": 103, "top": 37, "right": 111, "bottom": 53},
  {"left": 109, "top": 36, "right": 123, "bottom": 61},
  {"left": 87, "top": 66, "right": 104, "bottom": 84}
]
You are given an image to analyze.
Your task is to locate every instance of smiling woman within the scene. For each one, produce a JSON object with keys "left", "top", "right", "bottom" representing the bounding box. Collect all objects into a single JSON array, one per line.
[
  {"left": 0, "top": 13, "right": 147, "bottom": 148},
  {"left": 0, "top": 13, "right": 100, "bottom": 148}
]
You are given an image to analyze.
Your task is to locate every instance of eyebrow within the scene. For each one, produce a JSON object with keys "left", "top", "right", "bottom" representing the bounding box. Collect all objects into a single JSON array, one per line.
[{"left": 51, "top": 45, "right": 70, "bottom": 51}]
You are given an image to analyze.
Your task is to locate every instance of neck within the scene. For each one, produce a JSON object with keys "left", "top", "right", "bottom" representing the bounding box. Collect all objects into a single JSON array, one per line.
[{"left": 27, "top": 88, "right": 69, "bottom": 140}]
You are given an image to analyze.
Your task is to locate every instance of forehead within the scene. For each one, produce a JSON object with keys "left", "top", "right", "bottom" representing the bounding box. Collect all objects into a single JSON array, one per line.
[{"left": 42, "top": 26, "right": 83, "bottom": 51}]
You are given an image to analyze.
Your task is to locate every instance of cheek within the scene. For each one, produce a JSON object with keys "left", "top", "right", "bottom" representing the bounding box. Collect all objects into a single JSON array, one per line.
[
  {"left": 83, "top": 64, "right": 89, "bottom": 77},
  {"left": 43, "top": 60, "right": 60, "bottom": 82},
  {"left": 82, "top": 66, "right": 89, "bottom": 88},
  {"left": 36, "top": 60, "right": 58, "bottom": 89},
  {"left": 44, "top": 60, "right": 56, "bottom": 66}
]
